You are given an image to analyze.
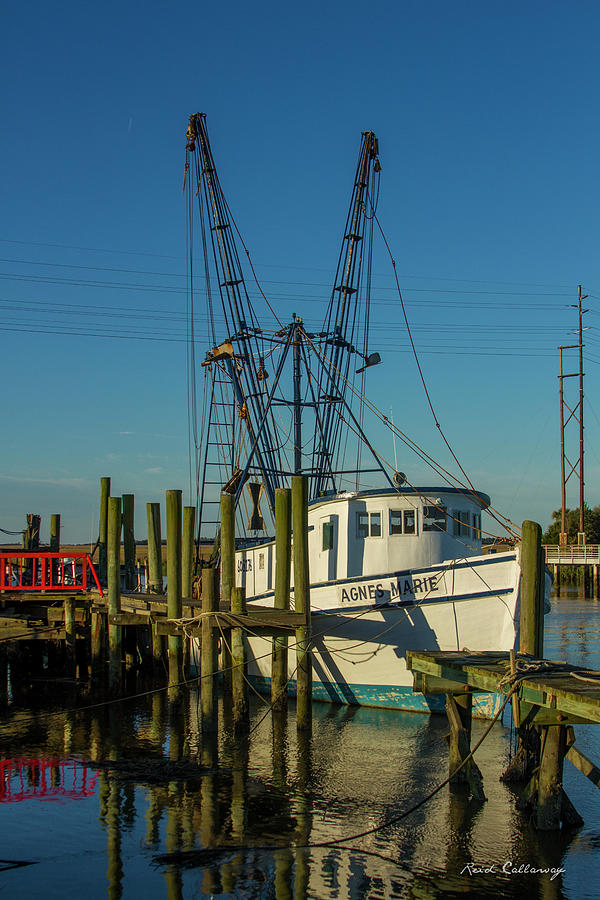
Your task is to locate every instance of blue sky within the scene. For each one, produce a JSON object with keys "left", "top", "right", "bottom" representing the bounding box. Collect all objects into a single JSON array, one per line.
[{"left": 2, "top": 1, "right": 599, "bottom": 542}]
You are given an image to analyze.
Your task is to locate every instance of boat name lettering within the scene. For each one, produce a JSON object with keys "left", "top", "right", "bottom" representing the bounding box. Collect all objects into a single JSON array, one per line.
[{"left": 339, "top": 574, "right": 439, "bottom": 604}]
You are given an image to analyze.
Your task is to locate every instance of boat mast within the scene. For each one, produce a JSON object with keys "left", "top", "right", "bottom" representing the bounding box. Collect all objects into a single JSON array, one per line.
[
  {"left": 312, "top": 131, "right": 382, "bottom": 496},
  {"left": 186, "top": 113, "right": 286, "bottom": 529}
]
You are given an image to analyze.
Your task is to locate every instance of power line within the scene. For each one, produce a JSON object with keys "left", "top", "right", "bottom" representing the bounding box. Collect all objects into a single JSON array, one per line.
[{"left": 0, "top": 237, "right": 587, "bottom": 291}]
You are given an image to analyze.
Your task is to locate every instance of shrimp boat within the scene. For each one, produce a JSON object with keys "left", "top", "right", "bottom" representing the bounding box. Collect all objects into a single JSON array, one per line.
[{"left": 184, "top": 114, "right": 525, "bottom": 716}]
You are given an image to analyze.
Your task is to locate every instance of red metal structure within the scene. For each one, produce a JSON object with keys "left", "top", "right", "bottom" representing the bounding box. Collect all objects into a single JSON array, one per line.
[
  {"left": 0, "top": 552, "right": 103, "bottom": 596},
  {"left": 0, "top": 757, "right": 98, "bottom": 803}
]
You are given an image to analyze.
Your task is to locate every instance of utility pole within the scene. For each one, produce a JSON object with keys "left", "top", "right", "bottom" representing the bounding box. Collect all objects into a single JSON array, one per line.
[
  {"left": 558, "top": 285, "right": 589, "bottom": 545},
  {"left": 293, "top": 316, "right": 302, "bottom": 475}
]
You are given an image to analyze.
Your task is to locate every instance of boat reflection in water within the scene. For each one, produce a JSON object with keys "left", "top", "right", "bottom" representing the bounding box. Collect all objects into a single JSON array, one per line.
[{"left": 0, "top": 672, "right": 582, "bottom": 899}]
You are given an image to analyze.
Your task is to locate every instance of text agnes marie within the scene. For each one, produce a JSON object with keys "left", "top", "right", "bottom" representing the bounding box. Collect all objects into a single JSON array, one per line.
[{"left": 340, "top": 574, "right": 439, "bottom": 604}]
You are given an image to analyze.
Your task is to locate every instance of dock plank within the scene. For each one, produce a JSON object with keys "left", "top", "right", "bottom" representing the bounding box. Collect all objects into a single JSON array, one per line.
[{"left": 406, "top": 650, "right": 600, "bottom": 724}]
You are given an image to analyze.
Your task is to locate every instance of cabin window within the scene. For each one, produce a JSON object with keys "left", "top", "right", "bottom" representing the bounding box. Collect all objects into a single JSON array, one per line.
[
  {"left": 357, "top": 511, "right": 382, "bottom": 538},
  {"left": 423, "top": 505, "right": 447, "bottom": 532},
  {"left": 259, "top": 553, "right": 265, "bottom": 570},
  {"left": 404, "top": 509, "right": 416, "bottom": 534},
  {"left": 390, "top": 510, "right": 403, "bottom": 534},
  {"left": 390, "top": 509, "right": 417, "bottom": 535},
  {"left": 322, "top": 521, "right": 334, "bottom": 551},
  {"left": 472, "top": 513, "right": 481, "bottom": 539},
  {"left": 453, "top": 510, "right": 470, "bottom": 537}
]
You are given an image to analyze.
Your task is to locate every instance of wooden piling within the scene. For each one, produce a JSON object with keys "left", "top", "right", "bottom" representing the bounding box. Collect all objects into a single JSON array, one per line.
[
  {"left": 64, "top": 597, "right": 76, "bottom": 678},
  {"left": 220, "top": 493, "right": 235, "bottom": 606},
  {"left": 231, "top": 585, "right": 248, "bottom": 726},
  {"left": 220, "top": 493, "right": 235, "bottom": 692},
  {"left": 520, "top": 520, "right": 544, "bottom": 657},
  {"left": 50, "top": 514, "right": 60, "bottom": 551},
  {"left": 272, "top": 488, "right": 291, "bottom": 712},
  {"left": 98, "top": 476, "right": 110, "bottom": 584},
  {"left": 91, "top": 609, "right": 105, "bottom": 677},
  {"left": 182, "top": 506, "right": 196, "bottom": 599},
  {"left": 201, "top": 567, "right": 218, "bottom": 731},
  {"left": 166, "top": 490, "right": 183, "bottom": 702},
  {"left": 107, "top": 496, "right": 122, "bottom": 694},
  {"left": 146, "top": 502, "right": 163, "bottom": 594},
  {"left": 292, "top": 475, "right": 312, "bottom": 731},
  {"left": 537, "top": 725, "right": 566, "bottom": 830},
  {"left": 503, "top": 520, "right": 544, "bottom": 784},
  {"left": 122, "top": 494, "right": 136, "bottom": 591},
  {"left": 446, "top": 692, "right": 486, "bottom": 800},
  {"left": 182, "top": 506, "right": 196, "bottom": 678}
]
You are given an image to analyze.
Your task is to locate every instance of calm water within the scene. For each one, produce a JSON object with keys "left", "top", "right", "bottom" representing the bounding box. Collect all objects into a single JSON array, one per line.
[{"left": 1, "top": 587, "right": 599, "bottom": 899}]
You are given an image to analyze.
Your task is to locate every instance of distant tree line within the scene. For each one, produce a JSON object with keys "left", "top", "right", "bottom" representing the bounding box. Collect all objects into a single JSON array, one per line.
[{"left": 543, "top": 505, "right": 600, "bottom": 544}]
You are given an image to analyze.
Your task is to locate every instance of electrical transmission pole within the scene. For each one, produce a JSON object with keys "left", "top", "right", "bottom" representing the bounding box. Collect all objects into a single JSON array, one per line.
[{"left": 558, "top": 284, "right": 589, "bottom": 545}]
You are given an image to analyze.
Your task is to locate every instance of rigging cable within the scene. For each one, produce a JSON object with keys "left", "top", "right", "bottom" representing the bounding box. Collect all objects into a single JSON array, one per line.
[{"left": 367, "top": 193, "right": 477, "bottom": 495}]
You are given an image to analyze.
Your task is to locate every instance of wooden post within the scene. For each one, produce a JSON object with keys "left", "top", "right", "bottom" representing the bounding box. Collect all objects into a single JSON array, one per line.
[
  {"left": 50, "top": 514, "right": 60, "bottom": 551},
  {"left": 182, "top": 506, "right": 196, "bottom": 599},
  {"left": 272, "top": 488, "right": 291, "bottom": 712},
  {"left": 220, "top": 493, "right": 235, "bottom": 693},
  {"left": 151, "top": 620, "right": 164, "bottom": 673},
  {"left": 182, "top": 506, "right": 195, "bottom": 680},
  {"left": 146, "top": 502, "right": 163, "bottom": 594},
  {"left": 503, "top": 520, "right": 545, "bottom": 786},
  {"left": 292, "top": 475, "right": 311, "bottom": 731},
  {"left": 537, "top": 725, "right": 566, "bottom": 829},
  {"left": 594, "top": 566, "right": 599, "bottom": 600},
  {"left": 536, "top": 535, "right": 545, "bottom": 655},
  {"left": 201, "top": 567, "right": 218, "bottom": 731},
  {"left": 91, "top": 609, "right": 105, "bottom": 677},
  {"left": 220, "top": 493, "right": 235, "bottom": 607},
  {"left": 520, "top": 520, "right": 544, "bottom": 657},
  {"left": 446, "top": 693, "right": 485, "bottom": 799},
  {"left": 98, "top": 476, "right": 110, "bottom": 584},
  {"left": 108, "top": 496, "right": 122, "bottom": 695},
  {"left": 167, "top": 490, "right": 183, "bottom": 702},
  {"left": 231, "top": 585, "right": 248, "bottom": 726},
  {"left": 122, "top": 494, "right": 135, "bottom": 592},
  {"left": 64, "top": 597, "right": 76, "bottom": 678}
]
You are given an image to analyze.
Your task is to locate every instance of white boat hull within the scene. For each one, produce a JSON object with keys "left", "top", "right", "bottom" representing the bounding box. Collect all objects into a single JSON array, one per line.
[{"left": 243, "top": 551, "right": 520, "bottom": 718}]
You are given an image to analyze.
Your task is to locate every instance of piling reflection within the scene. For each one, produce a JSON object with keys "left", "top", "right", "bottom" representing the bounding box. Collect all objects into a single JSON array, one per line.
[{"left": 1, "top": 589, "right": 598, "bottom": 900}]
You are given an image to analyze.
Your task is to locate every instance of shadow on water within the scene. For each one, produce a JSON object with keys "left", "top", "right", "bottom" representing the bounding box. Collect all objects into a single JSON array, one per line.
[{"left": 0, "top": 586, "right": 599, "bottom": 898}]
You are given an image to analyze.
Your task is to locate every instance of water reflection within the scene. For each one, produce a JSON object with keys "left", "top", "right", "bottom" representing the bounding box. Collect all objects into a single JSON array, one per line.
[{"left": 0, "top": 588, "right": 598, "bottom": 897}]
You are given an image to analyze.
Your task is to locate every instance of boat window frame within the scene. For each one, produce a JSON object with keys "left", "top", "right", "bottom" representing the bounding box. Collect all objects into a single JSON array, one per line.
[
  {"left": 422, "top": 504, "right": 448, "bottom": 533},
  {"left": 356, "top": 510, "right": 383, "bottom": 539},
  {"left": 389, "top": 508, "right": 417, "bottom": 536},
  {"left": 453, "top": 510, "right": 471, "bottom": 537}
]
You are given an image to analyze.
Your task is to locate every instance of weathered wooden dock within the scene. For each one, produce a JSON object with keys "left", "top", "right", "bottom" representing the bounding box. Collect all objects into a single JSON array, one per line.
[
  {"left": 0, "top": 476, "right": 314, "bottom": 737},
  {"left": 406, "top": 647, "right": 600, "bottom": 830},
  {"left": 407, "top": 650, "right": 600, "bottom": 725}
]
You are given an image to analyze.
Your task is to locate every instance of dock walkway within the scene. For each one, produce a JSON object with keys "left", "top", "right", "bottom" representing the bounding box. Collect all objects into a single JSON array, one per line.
[
  {"left": 406, "top": 649, "right": 600, "bottom": 830},
  {"left": 406, "top": 649, "right": 600, "bottom": 725}
]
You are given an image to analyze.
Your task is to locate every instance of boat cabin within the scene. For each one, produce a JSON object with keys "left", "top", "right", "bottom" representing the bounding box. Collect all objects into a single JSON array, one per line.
[{"left": 235, "top": 486, "right": 490, "bottom": 599}]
